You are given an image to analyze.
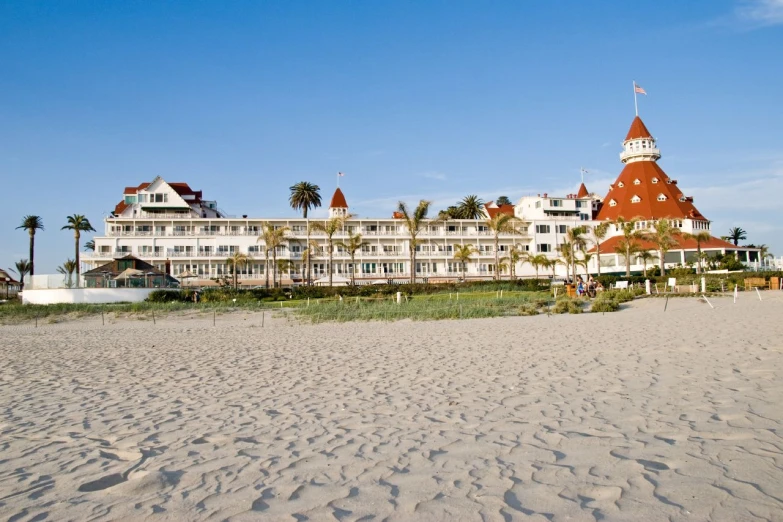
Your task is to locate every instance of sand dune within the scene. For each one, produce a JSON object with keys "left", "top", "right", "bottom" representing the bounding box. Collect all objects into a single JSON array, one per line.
[{"left": 1, "top": 296, "right": 783, "bottom": 521}]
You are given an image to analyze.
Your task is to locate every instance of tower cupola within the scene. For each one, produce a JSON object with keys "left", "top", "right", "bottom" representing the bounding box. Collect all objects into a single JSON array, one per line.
[
  {"left": 328, "top": 188, "right": 349, "bottom": 218},
  {"left": 620, "top": 116, "right": 661, "bottom": 164}
]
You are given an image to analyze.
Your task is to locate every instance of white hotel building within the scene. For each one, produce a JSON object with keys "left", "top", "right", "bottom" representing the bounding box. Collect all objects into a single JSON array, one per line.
[{"left": 82, "top": 116, "right": 756, "bottom": 284}]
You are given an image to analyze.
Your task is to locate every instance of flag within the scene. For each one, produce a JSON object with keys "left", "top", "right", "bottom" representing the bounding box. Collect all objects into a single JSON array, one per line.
[
  {"left": 634, "top": 83, "right": 647, "bottom": 95},
  {"left": 337, "top": 172, "right": 345, "bottom": 177}
]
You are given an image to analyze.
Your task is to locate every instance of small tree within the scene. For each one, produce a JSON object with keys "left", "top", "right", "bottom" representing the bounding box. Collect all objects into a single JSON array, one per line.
[
  {"left": 683, "top": 231, "right": 712, "bottom": 274},
  {"left": 495, "top": 196, "right": 512, "bottom": 206},
  {"left": 644, "top": 219, "right": 681, "bottom": 277},
  {"left": 501, "top": 244, "right": 524, "bottom": 280},
  {"left": 726, "top": 226, "right": 747, "bottom": 246},
  {"left": 614, "top": 217, "right": 644, "bottom": 276},
  {"left": 397, "top": 200, "right": 432, "bottom": 284},
  {"left": 453, "top": 244, "right": 476, "bottom": 281},
  {"left": 62, "top": 214, "right": 96, "bottom": 286},
  {"left": 485, "top": 213, "right": 521, "bottom": 280},
  {"left": 309, "top": 215, "right": 348, "bottom": 287},
  {"left": 590, "top": 222, "right": 610, "bottom": 277},
  {"left": 258, "top": 223, "right": 289, "bottom": 288},
  {"left": 336, "top": 232, "right": 367, "bottom": 285},
  {"left": 225, "top": 252, "right": 252, "bottom": 290},
  {"left": 636, "top": 251, "right": 655, "bottom": 277}
]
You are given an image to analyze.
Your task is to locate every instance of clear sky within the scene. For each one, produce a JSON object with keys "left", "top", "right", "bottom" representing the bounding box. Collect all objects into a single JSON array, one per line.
[{"left": 1, "top": 0, "right": 782, "bottom": 274}]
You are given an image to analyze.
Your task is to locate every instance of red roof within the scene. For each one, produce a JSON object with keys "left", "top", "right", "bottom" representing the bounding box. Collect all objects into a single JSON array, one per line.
[
  {"left": 124, "top": 182, "right": 150, "bottom": 194},
  {"left": 595, "top": 160, "right": 706, "bottom": 221},
  {"left": 329, "top": 187, "right": 348, "bottom": 208},
  {"left": 484, "top": 203, "right": 515, "bottom": 218},
  {"left": 591, "top": 234, "right": 739, "bottom": 254},
  {"left": 114, "top": 201, "right": 129, "bottom": 215},
  {"left": 576, "top": 183, "right": 589, "bottom": 198},
  {"left": 625, "top": 116, "right": 653, "bottom": 141},
  {"left": 392, "top": 211, "right": 404, "bottom": 219}
]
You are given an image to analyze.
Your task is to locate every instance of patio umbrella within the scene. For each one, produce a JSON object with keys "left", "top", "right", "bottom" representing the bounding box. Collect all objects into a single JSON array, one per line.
[{"left": 114, "top": 268, "right": 144, "bottom": 280}]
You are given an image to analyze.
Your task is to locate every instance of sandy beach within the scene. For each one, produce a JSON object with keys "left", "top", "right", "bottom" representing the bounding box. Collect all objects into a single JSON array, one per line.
[{"left": 1, "top": 296, "right": 782, "bottom": 521}]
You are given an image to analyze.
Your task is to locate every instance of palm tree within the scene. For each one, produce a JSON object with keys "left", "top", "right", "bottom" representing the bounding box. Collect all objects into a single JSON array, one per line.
[
  {"left": 276, "top": 259, "right": 295, "bottom": 288},
  {"left": 309, "top": 215, "right": 348, "bottom": 286},
  {"left": 257, "top": 222, "right": 289, "bottom": 288},
  {"left": 11, "top": 259, "right": 32, "bottom": 290},
  {"left": 61, "top": 214, "right": 96, "bottom": 286},
  {"left": 726, "top": 226, "right": 747, "bottom": 246},
  {"left": 546, "top": 257, "right": 564, "bottom": 279},
  {"left": 614, "top": 217, "right": 644, "bottom": 276},
  {"left": 565, "top": 226, "right": 588, "bottom": 282},
  {"left": 336, "top": 232, "right": 367, "bottom": 285},
  {"left": 557, "top": 241, "right": 574, "bottom": 279},
  {"left": 523, "top": 253, "right": 549, "bottom": 280},
  {"left": 485, "top": 213, "right": 521, "bottom": 280},
  {"left": 644, "top": 219, "right": 681, "bottom": 277},
  {"left": 289, "top": 182, "right": 322, "bottom": 285},
  {"left": 590, "top": 222, "right": 610, "bottom": 277},
  {"left": 16, "top": 216, "right": 44, "bottom": 276},
  {"left": 501, "top": 244, "right": 524, "bottom": 280},
  {"left": 576, "top": 252, "right": 594, "bottom": 280},
  {"left": 457, "top": 195, "right": 485, "bottom": 220},
  {"left": 437, "top": 206, "right": 461, "bottom": 220},
  {"left": 682, "top": 231, "right": 712, "bottom": 274},
  {"left": 636, "top": 251, "right": 655, "bottom": 278},
  {"left": 57, "top": 258, "right": 78, "bottom": 288},
  {"left": 757, "top": 244, "right": 773, "bottom": 268},
  {"left": 453, "top": 244, "right": 476, "bottom": 281},
  {"left": 397, "top": 200, "right": 432, "bottom": 284},
  {"left": 84, "top": 239, "right": 95, "bottom": 251},
  {"left": 225, "top": 252, "right": 252, "bottom": 290}
]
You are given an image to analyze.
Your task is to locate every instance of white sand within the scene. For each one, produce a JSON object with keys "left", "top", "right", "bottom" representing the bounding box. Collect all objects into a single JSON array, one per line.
[{"left": 1, "top": 296, "right": 783, "bottom": 521}]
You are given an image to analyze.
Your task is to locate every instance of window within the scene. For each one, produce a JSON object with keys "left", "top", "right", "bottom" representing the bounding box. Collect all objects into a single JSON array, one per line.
[
  {"left": 576, "top": 200, "right": 586, "bottom": 208},
  {"left": 609, "top": 199, "right": 617, "bottom": 207},
  {"left": 633, "top": 179, "right": 641, "bottom": 185},
  {"left": 557, "top": 225, "right": 568, "bottom": 234},
  {"left": 580, "top": 214, "right": 590, "bottom": 221},
  {"left": 535, "top": 225, "right": 550, "bottom": 234},
  {"left": 631, "top": 195, "right": 641, "bottom": 203},
  {"left": 537, "top": 244, "right": 551, "bottom": 253},
  {"left": 248, "top": 246, "right": 261, "bottom": 253},
  {"left": 617, "top": 182, "right": 624, "bottom": 188},
  {"left": 535, "top": 201, "right": 541, "bottom": 208},
  {"left": 652, "top": 178, "right": 659, "bottom": 184},
  {"left": 550, "top": 200, "right": 562, "bottom": 207},
  {"left": 657, "top": 194, "right": 667, "bottom": 201},
  {"left": 124, "top": 195, "right": 137, "bottom": 204}
]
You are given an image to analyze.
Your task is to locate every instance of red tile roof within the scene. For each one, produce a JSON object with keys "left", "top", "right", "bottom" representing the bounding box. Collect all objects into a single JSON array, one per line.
[
  {"left": 114, "top": 201, "right": 129, "bottom": 215},
  {"left": 625, "top": 116, "right": 653, "bottom": 141},
  {"left": 595, "top": 160, "right": 706, "bottom": 221},
  {"left": 576, "top": 183, "right": 589, "bottom": 198},
  {"left": 591, "top": 234, "right": 740, "bottom": 254},
  {"left": 329, "top": 187, "right": 348, "bottom": 208},
  {"left": 484, "top": 203, "right": 515, "bottom": 218},
  {"left": 392, "top": 211, "right": 404, "bottom": 219}
]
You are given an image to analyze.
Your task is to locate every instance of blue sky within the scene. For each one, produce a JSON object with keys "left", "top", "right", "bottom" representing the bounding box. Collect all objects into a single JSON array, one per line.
[{"left": 1, "top": 0, "right": 782, "bottom": 274}]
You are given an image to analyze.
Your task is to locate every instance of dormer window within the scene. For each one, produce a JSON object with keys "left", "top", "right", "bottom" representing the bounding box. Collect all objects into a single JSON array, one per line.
[
  {"left": 666, "top": 179, "right": 673, "bottom": 184},
  {"left": 631, "top": 195, "right": 641, "bottom": 203},
  {"left": 679, "top": 196, "right": 687, "bottom": 202},
  {"left": 617, "top": 181, "right": 624, "bottom": 188},
  {"left": 657, "top": 194, "right": 667, "bottom": 202},
  {"left": 633, "top": 179, "right": 641, "bottom": 185},
  {"left": 651, "top": 178, "right": 659, "bottom": 184},
  {"left": 609, "top": 199, "right": 617, "bottom": 207}
]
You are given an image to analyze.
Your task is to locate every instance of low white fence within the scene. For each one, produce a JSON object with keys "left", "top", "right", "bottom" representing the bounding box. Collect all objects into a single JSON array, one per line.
[{"left": 22, "top": 288, "right": 162, "bottom": 305}]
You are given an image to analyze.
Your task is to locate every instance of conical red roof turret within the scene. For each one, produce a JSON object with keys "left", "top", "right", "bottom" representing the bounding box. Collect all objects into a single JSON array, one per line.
[
  {"left": 625, "top": 116, "right": 653, "bottom": 141},
  {"left": 329, "top": 187, "right": 348, "bottom": 208},
  {"left": 576, "top": 183, "right": 589, "bottom": 198}
]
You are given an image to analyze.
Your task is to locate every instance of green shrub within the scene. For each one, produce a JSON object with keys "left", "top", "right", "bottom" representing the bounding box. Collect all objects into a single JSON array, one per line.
[
  {"left": 518, "top": 304, "right": 540, "bottom": 316},
  {"left": 552, "top": 297, "right": 583, "bottom": 314},
  {"left": 591, "top": 300, "right": 620, "bottom": 313}
]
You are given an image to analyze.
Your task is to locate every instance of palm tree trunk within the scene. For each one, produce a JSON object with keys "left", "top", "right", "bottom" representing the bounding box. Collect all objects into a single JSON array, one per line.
[
  {"left": 494, "top": 236, "right": 500, "bottom": 281},
  {"left": 625, "top": 247, "right": 631, "bottom": 277},
  {"left": 272, "top": 251, "right": 277, "bottom": 288},
  {"left": 660, "top": 249, "right": 666, "bottom": 276},
  {"left": 696, "top": 243, "right": 702, "bottom": 274},
  {"left": 265, "top": 251, "right": 270, "bottom": 288},
  {"left": 305, "top": 214, "right": 310, "bottom": 285},
  {"left": 75, "top": 230, "right": 81, "bottom": 287},
  {"left": 350, "top": 253, "right": 356, "bottom": 285},
  {"left": 596, "top": 245, "right": 602, "bottom": 277},
  {"left": 29, "top": 231, "right": 35, "bottom": 277},
  {"left": 328, "top": 243, "right": 334, "bottom": 286},
  {"left": 410, "top": 248, "right": 415, "bottom": 284}
]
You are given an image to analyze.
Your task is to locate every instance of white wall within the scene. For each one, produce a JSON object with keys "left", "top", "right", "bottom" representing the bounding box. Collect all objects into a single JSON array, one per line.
[{"left": 22, "top": 288, "right": 160, "bottom": 305}]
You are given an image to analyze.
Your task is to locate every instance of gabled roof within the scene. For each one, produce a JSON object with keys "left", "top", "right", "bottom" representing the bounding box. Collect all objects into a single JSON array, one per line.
[
  {"left": 484, "top": 201, "right": 515, "bottom": 218},
  {"left": 625, "top": 116, "right": 653, "bottom": 141},
  {"left": 576, "top": 183, "right": 589, "bottom": 198},
  {"left": 590, "top": 234, "right": 740, "bottom": 254},
  {"left": 329, "top": 187, "right": 348, "bottom": 208},
  {"left": 595, "top": 156, "right": 706, "bottom": 221},
  {"left": 0, "top": 268, "right": 20, "bottom": 284}
]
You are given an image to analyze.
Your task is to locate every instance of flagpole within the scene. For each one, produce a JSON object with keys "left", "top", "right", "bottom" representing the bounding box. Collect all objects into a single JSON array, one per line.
[
  {"left": 633, "top": 80, "right": 638, "bottom": 116},
  {"left": 336, "top": 172, "right": 340, "bottom": 188}
]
